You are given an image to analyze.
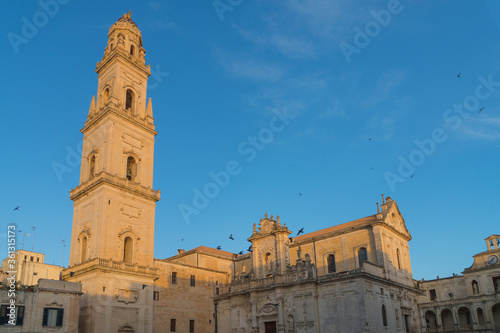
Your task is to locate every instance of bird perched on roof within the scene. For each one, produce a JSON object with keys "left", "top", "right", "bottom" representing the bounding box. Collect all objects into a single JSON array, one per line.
[
  {"left": 216, "top": 245, "right": 222, "bottom": 250},
  {"left": 238, "top": 251, "right": 243, "bottom": 255}
]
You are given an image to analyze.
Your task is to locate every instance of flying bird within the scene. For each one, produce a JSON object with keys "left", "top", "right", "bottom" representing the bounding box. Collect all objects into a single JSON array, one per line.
[
  {"left": 369, "top": 138, "right": 372, "bottom": 141},
  {"left": 289, "top": 237, "right": 293, "bottom": 242},
  {"left": 299, "top": 192, "right": 302, "bottom": 196},
  {"left": 216, "top": 245, "right": 222, "bottom": 250},
  {"left": 479, "top": 107, "right": 485, "bottom": 113},
  {"left": 13, "top": 206, "right": 20, "bottom": 211},
  {"left": 297, "top": 228, "right": 304, "bottom": 235},
  {"left": 410, "top": 175, "right": 414, "bottom": 178},
  {"left": 457, "top": 72, "right": 461, "bottom": 78},
  {"left": 229, "top": 234, "right": 234, "bottom": 240},
  {"left": 247, "top": 245, "right": 252, "bottom": 252}
]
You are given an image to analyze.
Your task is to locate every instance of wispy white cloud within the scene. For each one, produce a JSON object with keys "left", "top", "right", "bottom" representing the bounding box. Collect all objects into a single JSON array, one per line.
[
  {"left": 360, "top": 69, "right": 408, "bottom": 108},
  {"left": 283, "top": 0, "right": 374, "bottom": 41},
  {"left": 233, "top": 24, "right": 316, "bottom": 60},
  {"left": 364, "top": 94, "right": 413, "bottom": 141},
  {"left": 458, "top": 116, "right": 500, "bottom": 142},
  {"left": 211, "top": 46, "right": 284, "bottom": 81},
  {"left": 319, "top": 100, "right": 345, "bottom": 118}
]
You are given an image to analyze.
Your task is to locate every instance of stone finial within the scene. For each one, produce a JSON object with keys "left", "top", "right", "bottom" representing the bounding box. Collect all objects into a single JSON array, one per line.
[
  {"left": 146, "top": 98, "right": 153, "bottom": 119},
  {"left": 376, "top": 202, "right": 380, "bottom": 214},
  {"left": 88, "top": 96, "right": 96, "bottom": 117},
  {"left": 277, "top": 215, "right": 281, "bottom": 226},
  {"left": 265, "top": 212, "right": 268, "bottom": 219},
  {"left": 270, "top": 214, "right": 273, "bottom": 221},
  {"left": 381, "top": 194, "right": 385, "bottom": 205},
  {"left": 253, "top": 223, "right": 257, "bottom": 234}
]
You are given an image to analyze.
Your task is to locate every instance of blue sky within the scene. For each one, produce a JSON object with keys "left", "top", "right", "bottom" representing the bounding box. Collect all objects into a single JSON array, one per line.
[{"left": 1, "top": 1, "right": 499, "bottom": 280}]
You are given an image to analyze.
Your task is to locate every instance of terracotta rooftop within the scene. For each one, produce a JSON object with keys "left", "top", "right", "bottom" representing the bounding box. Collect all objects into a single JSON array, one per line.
[
  {"left": 293, "top": 215, "right": 377, "bottom": 242},
  {"left": 190, "top": 246, "right": 236, "bottom": 258}
]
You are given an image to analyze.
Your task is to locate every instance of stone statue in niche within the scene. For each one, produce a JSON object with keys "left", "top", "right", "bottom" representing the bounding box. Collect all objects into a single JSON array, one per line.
[
  {"left": 287, "top": 314, "right": 295, "bottom": 331},
  {"left": 472, "top": 281, "right": 479, "bottom": 294},
  {"left": 297, "top": 246, "right": 302, "bottom": 260}
]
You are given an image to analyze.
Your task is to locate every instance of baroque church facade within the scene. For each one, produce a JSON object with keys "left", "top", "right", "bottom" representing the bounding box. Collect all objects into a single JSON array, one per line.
[{"left": 35, "top": 12, "right": 496, "bottom": 333}]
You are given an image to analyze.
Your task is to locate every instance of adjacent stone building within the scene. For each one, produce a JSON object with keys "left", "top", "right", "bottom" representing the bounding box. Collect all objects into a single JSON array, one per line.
[
  {"left": 418, "top": 235, "right": 500, "bottom": 332},
  {"left": 0, "top": 279, "right": 81, "bottom": 332},
  {"left": 0, "top": 250, "right": 62, "bottom": 286}
]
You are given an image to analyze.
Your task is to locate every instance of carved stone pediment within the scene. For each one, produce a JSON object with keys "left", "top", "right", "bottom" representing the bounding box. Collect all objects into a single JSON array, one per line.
[
  {"left": 45, "top": 301, "right": 64, "bottom": 308},
  {"left": 118, "top": 324, "right": 135, "bottom": 332},
  {"left": 258, "top": 303, "right": 278, "bottom": 316}
]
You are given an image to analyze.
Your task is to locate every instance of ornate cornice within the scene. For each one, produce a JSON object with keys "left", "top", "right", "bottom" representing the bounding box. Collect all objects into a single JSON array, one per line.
[
  {"left": 83, "top": 105, "right": 156, "bottom": 135},
  {"left": 70, "top": 171, "right": 160, "bottom": 202},
  {"left": 62, "top": 257, "right": 159, "bottom": 280}
]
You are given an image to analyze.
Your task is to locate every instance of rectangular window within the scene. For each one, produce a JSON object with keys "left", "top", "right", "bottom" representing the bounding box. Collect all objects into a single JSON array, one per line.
[
  {"left": 190, "top": 275, "right": 195, "bottom": 287},
  {"left": 189, "top": 319, "right": 195, "bottom": 333},
  {"left": 327, "top": 255, "right": 336, "bottom": 273},
  {"left": 42, "top": 308, "right": 63, "bottom": 327},
  {"left": 493, "top": 276, "right": 500, "bottom": 292},
  {"left": 153, "top": 291, "right": 159, "bottom": 301},
  {"left": 429, "top": 289, "right": 437, "bottom": 301},
  {"left": 0, "top": 305, "right": 25, "bottom": 325},
  {"left": 170, "top": 318, "right": 176, "bottom": 332},
  {"left": 30, "top": 256, "right": 34, "bottom": 261},
  {"left": 171, "top": 272, "right": 177, "bottom": 285}
]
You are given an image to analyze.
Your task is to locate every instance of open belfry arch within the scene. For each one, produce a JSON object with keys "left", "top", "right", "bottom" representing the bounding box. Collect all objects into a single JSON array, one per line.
[{"left": 62, "top": 12, "right": 159, "bottom": 333}]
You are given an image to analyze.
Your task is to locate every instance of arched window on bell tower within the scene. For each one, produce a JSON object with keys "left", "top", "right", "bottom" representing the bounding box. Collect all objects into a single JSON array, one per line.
[
  {"left": 123, "top": 237, "right": 133, "bottom": 264},
  {"left": 89, "top": 155, "right": 96, "bottom": 178},
  {"left": 102, "top": 87, "right": 109, "bottom": 106},
  {"left": 125, "top": 89, "right": 134, "bottom": 112},
  {"left": 126, "top": 156, "right": 137, "bottom": 181},
  {"left": 81, "top": 236, "right": 87, "bottom": 263}
]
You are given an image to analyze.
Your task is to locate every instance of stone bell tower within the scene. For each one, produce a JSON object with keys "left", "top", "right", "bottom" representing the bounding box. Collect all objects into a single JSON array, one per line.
[{"left": 63, "top": 12, "right": 159, "bottom": 333}]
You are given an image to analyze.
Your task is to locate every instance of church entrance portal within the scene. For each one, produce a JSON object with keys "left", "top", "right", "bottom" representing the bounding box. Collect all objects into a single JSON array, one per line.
[{"left": 264, "top": 321, "right": 277, "bottom": 333}]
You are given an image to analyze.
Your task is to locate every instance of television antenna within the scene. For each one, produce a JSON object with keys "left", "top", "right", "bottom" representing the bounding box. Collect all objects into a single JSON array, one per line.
[
  {"left": 22, "top": 232, "right": 32, "bottom": 250},
  {"left": 30, "top": 226, "right": 40, "bottom": 251}
]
